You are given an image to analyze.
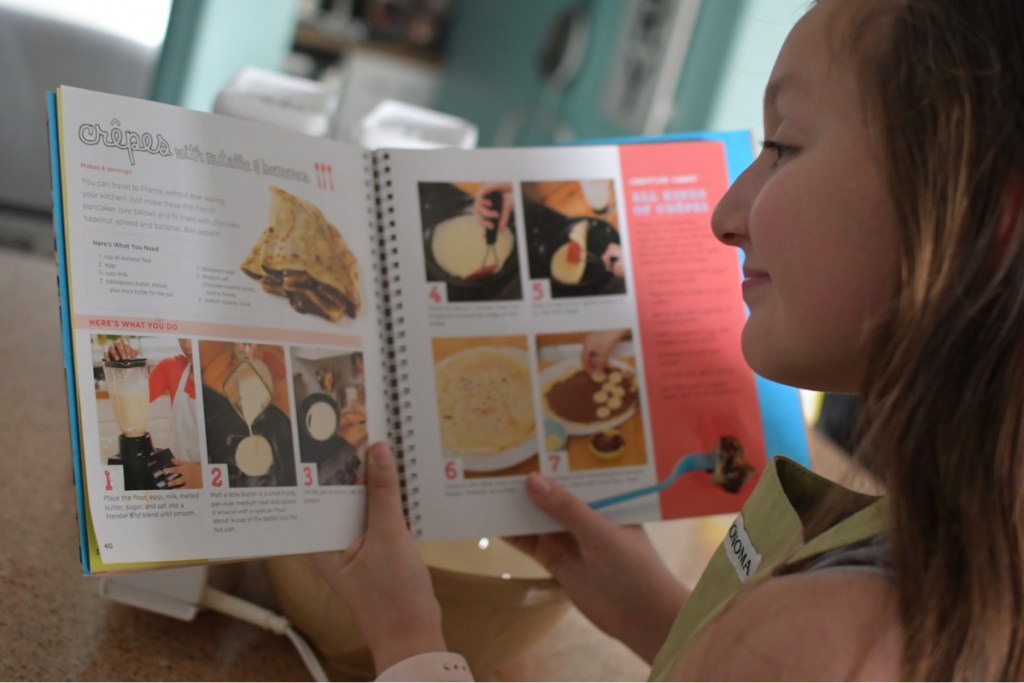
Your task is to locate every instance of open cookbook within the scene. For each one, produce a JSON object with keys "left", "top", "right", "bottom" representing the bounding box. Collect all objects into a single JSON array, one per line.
[{"left": 48, "top": 86, "right": 809, "bottom": 574}]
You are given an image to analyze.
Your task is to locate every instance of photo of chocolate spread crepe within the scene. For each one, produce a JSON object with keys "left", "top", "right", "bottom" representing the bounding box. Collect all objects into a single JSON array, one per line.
[
  {"left": 242, "top": 187, "right": 361, "bottom": 322},
  {"left": 543, "top": 364, "right": 639, "bottom": 430},
  {"left": 711, "top": 435, "right": 755, "bottom": 493}
]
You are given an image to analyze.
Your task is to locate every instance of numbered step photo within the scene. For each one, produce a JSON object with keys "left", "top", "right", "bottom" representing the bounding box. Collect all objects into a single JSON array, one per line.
[
  {"left": 198, "top": 340, "right": 296, "bottom": 488},
  {"left": 290, "top": 346, "right": 367, "bottom": 486},
  {"left": 418, "top": 181, "right": 522, "bottom": 303},
  {"left": 522, "top": 179, "right": 626, "bottom": 299},
  {"left": 432, "top": 335, "right": 539, "bottom": 478},
  {"left": 91, "top": 333, "right": 203, "bottom": 491},
  {"left": 536, "top": 329, "right": 647, "bottom": 471}
]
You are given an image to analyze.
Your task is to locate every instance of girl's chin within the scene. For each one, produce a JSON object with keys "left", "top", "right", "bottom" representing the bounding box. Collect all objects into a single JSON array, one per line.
[{"left": 740, "top": 330, "right": 813, "bottom": 390}]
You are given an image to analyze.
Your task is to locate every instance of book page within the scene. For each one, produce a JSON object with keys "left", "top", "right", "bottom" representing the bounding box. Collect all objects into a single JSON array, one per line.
[
  {"left": 54, "top": 87, "right": 387, "bottom": 568},
  {"left": 382, "top": 140, "right": 796, "bottom": 541}
]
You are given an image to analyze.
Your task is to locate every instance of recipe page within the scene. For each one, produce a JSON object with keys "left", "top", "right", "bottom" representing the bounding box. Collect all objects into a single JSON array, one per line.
[
  {"left": 381, "top": 141, "right": 767, "bottom": 541},
  {"left": 56, "top": 87, "right": 386, "bottom": 566}
]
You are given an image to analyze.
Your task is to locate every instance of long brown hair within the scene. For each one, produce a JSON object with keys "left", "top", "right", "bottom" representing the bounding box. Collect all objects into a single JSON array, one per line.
[{"left": 834, "top": 0, "right": 1024, "bottom": 678}]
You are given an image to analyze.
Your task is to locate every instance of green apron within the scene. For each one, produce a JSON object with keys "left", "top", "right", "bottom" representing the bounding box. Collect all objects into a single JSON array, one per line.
[{"left": 649, "top": 456, "right": 890, "bottom": 681}]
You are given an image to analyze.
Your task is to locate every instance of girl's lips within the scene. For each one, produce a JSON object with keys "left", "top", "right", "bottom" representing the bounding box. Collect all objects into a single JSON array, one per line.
[{"left": 741, "top": 269, "right": 770, "bottom": 293}]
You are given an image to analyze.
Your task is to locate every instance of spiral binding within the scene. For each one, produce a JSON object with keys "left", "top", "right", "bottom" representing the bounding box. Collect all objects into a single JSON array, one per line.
[{"left": 368, "top": 150, "right": 422, "bottom": 537}]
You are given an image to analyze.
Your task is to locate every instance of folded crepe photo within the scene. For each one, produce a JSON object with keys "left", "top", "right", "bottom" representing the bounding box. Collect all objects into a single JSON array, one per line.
[{"left": 242, "top": 186, "right": 361, "bottom": 322}]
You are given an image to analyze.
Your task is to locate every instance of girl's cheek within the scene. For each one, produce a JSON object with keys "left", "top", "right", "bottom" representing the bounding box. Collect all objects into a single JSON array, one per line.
[{"left": 747, "top": 202, "right": 783, "bottom": 249}]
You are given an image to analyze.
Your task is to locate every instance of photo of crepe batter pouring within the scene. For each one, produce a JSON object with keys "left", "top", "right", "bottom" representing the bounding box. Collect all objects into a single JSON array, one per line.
[
  {"left": 418, "top": 182, "right": 522, "bottom": 302},
  {"left": 199, "top": 341, "right": 296, "bottom": 488},
  {"left": 241, "top": 186, "right": 361, "bottom": 323},
  {"left": 522, "top": 179, "right": 626, "bottom": 299}
]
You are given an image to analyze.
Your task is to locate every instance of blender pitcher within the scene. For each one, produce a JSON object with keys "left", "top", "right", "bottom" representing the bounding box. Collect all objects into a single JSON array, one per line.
[
  {"left": 105, "top": 358, "right": 151, "bottom": 438},
  {"left": 104, "top": 358, "right": 177, "bottom": 490}
]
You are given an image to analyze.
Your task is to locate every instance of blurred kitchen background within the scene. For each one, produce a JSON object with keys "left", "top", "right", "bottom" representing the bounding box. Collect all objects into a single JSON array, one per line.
[{"left": 0, "top": 0, "right": 810, "bottom": 255}]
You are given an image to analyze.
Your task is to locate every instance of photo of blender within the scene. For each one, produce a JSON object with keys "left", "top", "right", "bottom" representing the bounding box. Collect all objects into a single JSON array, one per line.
[{"left": 104, "top": 357, "right": 179, "bottom": 490}]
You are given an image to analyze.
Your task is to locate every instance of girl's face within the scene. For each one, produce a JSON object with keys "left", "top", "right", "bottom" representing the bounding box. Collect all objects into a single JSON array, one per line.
[{"left": 712, "top": 0, "right": 900, "bottom": 393}]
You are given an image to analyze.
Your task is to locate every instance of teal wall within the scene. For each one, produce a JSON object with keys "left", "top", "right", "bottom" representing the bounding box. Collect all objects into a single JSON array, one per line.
[
  {"left": 667, "top": 0, "right": 747, "bottom": 132},
  {"left": 151, "top": 0, "right": 299, "bottom": 112},
  {"left": 544, "top": 0, "right": 635, "bottom": 143},
  {"left": 149, "top": 0, "right": 807, "bottom": 140},
  {"left": 698, "top": 0, "right": 809, "bottom": 136},
  {"left": 435, "top": 0, "right": 590, "bottom": 145},
  {"left": 436, "top": 0, "right": 808, "bottom": 146}
]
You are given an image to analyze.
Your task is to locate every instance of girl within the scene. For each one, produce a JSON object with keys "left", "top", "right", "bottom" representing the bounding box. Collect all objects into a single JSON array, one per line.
[{"left": 313, "top": 0, "right": 1024, "bottom": 679}]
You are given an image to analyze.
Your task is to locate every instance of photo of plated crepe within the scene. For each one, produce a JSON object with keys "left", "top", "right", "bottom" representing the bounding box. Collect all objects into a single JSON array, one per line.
[
  {"left": 242, "top": 186, "right": 361, "bottom": 322},
  {"left": 711, "top": 435, "right": 756, "bottom": 493},
  {"left": 435, "top": 346, "right": 535, "bottom": 458}
]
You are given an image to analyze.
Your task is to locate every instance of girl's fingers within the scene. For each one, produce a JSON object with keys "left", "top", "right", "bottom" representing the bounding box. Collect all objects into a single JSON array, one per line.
[{"left": 525, "top": 473, "right": 619, "bottom": 541}]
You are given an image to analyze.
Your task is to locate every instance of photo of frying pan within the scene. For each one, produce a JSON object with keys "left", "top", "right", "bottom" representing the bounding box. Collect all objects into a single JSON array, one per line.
[
  {"left": 532, "top": 214, "right": 626, "bottom": 298},
  {"left": 419, "top": 182, "right": 522, "bottom": 302},
  {"left": 298, "top": 392, "right": 340, "bottom": 447}
]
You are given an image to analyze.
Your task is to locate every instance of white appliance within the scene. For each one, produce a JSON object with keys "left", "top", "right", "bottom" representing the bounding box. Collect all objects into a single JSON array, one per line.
[
  {"left": 0, "top": 1, "right": 170, "bottom": 213},
  {"left": 0, "top": 0, "right": 171, "bottom": 249}
]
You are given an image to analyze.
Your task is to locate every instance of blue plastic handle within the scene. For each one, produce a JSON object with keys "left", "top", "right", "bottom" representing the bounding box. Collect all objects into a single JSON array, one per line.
[{"left": 589, "top": 452, "right": 718, "bottom": 510}]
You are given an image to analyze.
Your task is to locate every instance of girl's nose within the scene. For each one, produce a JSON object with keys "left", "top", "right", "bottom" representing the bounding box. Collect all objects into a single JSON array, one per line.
[{"left": 711, "top": 163, "right": 756, "bottom": 247}]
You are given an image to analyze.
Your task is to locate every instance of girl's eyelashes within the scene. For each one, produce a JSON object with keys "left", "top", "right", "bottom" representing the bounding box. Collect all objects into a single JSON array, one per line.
[{"left": 761, "top": 139, "right": 796, "bottom": 166}]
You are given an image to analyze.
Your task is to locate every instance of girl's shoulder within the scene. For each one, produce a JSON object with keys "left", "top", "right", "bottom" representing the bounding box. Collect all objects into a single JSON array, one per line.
[{"left": 672, "top": 570, "right": 902, "bottom": 681}]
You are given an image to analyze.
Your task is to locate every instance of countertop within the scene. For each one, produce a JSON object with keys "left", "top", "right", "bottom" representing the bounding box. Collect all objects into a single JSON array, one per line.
[
  {"left": 0, "top": 246, "right": 869, "bottom": 681},
  {"left": 0, "top": 248, "right": 306, "bottom": 681}
]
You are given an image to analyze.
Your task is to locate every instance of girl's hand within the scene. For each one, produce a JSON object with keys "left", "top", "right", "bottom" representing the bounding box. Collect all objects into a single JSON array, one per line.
[
  {"left": 601, "top": 243, "right": 625, "bottom": 278},
  {"left": 164, "top": 459, "right": 202, "bottom": 489},
  {"left": 581, "top": 329, "right": 628, "bottom": 375},
  {"left": 312, "top": 442, "right": 447, "bottom": 672},
  {"left": 472, "top": 182, "right": 513, "bottom": 231},
  {"left": 507, "top": 474, "right": 689, "bottom": 663}
]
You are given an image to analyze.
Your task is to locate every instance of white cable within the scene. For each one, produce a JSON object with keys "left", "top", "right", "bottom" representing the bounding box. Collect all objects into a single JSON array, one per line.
[
  {"left": 285, "top": 625, "right": 331, "bottom": 683},
  {"left": 200, "top": 585, "right": 330, "bottom": 682}
]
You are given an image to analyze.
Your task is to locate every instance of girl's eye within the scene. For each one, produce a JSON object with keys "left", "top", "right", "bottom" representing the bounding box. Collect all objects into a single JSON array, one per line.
[{"left": 761, "top": 139, "right": 795, "bottom": 166}]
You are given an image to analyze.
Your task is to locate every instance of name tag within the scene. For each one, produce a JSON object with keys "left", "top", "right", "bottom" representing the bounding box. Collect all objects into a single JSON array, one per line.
[{"left": 725, "top": 513, "right": 762, "bottom": 582}]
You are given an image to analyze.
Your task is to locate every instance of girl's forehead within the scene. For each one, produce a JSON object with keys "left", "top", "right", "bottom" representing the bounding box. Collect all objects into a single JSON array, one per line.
[
  {"left": 768, "top": 0, "right": 881, "bottom": 107},
  {"left": 767, "top": 7, "right": 842, "bottom": 107}
]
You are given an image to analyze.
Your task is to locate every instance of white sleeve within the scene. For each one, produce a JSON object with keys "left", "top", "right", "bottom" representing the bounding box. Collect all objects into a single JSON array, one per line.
[{"left": 375, "top": 652, "right": 474, "bottom": 682}]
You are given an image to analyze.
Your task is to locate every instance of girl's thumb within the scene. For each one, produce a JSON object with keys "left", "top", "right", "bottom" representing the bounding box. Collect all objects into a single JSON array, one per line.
[
  {"left": 363, "top": 442, "right": 407, "bottom": 532},
  {"left": 525, "top": 472, "right": 617, "bottom": 539}
]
